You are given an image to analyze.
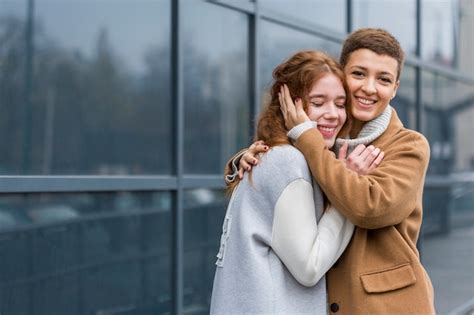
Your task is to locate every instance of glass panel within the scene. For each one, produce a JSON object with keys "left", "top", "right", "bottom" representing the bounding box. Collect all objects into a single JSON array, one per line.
[
  {"left": 393, "top": 65, "right": 416, "bottom": 129},
  {"left": 422, "top": 0, "right": 457, "bottom": 66},
  {"left": 183, "top": 2, "right": 250, "bottom": 174},
  {"left": 422, "top": 182, "right": 474, "bottom": 314},
  {"left": 183, "top": 189, "right": 227, "bottom": 314},
  {"left": 458, "top": 0, "right": 473, "bottom": 76},
  {"left": 0, "top": 0, "right": 172, "bottom": 175},
  {"left": 260, "top": 0, "right": 346, "bottom": 34},
  {"left": 260, "top": 20, "right": 341, "bottom": 104},
  {"left": 353, "top": 0, "right": 416, "bottom": 56},
  {"left": 0, "top": 191, "right": 172, "bottom": 315},
  {"left": 423, "top": 71, "right": 449, "bottom": 176},
  {"left": 421, "top": 70, "right": 474, "bottom": 313},
  {"left": 422, "top": 72, "right": 474, "bottom": 174}
]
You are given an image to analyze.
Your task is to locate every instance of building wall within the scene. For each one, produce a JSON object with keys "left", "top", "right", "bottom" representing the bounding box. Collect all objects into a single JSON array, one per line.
[{"left": 0, "top": 1, "right": 472, "bottom": 314}]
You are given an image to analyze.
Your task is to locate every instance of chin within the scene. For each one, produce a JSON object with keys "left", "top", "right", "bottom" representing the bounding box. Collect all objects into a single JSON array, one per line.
[
  {"left": 325, "top": 139, "right": 335, "bottom": 149},
  {"left": 353, "top": 110, "right": 375, "bottom": 122}
]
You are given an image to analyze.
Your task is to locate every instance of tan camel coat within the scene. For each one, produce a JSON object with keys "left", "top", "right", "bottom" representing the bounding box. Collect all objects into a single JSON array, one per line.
[{"left": 295, "top": 109, "right": 435, "bottom": 314}]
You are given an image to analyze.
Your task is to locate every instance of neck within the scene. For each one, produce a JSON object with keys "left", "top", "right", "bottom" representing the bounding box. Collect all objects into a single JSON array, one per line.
[{"left": 350, "top": 120, "right": 365, "bottom": 138}]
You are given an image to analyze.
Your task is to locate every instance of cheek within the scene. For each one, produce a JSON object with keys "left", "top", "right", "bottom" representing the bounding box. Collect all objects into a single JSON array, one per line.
[
  {"left": 380, "top": 88, "right": 395, "bottom": 102},
  {"left": 339, "top": 109, "right": 347, "bottom": 124},
  {"left": 346, "top": 79, "right": 358, "bottom": 94},
  {"left": 307, "top": 107, "right": 322, "bottom": 120}
]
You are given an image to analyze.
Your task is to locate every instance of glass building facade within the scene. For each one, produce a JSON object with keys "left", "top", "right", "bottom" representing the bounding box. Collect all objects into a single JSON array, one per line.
[{"left": 0, "top": 0, "right": 472, "bottom": 314}]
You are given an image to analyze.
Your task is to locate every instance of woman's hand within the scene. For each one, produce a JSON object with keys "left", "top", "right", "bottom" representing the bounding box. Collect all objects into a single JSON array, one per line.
[
  {"left": 238, "top": 140, "right": 269, "bottom": 179},
  {"left": 337, "top": 143, "right": 385, "bottom": 175},
  {"left": 279, "top": 84, "right": 310, "bottom": 130}
]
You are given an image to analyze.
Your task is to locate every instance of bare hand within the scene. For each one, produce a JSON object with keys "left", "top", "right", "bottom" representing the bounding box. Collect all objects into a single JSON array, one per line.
[
  {"left": 279, "top": 84, "right": 310, "bottom": 130},
  {"left": 238, "top": 140, "right": 269, "bottom": 179},
  {"left": 337, "top": 143, "right": 384, "bottom": 175}
]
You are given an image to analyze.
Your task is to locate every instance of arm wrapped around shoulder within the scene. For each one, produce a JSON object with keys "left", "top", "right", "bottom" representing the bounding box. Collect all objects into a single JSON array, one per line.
[{"left": 295, "top": 127, "right": 430, "bottom": 229}]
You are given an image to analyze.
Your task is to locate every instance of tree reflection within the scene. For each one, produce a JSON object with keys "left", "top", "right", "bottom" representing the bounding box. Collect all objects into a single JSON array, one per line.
[{"left": 0, "top": 14, "right": 172, "bottom": 175}]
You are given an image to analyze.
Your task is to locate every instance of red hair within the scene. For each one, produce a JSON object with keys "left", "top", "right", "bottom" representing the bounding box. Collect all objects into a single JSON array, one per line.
[{"left": 228, "top": 50, "right": 351, "bottom": 193}]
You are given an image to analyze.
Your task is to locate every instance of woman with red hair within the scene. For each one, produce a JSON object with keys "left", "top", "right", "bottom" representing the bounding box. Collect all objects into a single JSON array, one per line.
[{"left": 210, "top": 50, "right": 380, "bottom": 314}]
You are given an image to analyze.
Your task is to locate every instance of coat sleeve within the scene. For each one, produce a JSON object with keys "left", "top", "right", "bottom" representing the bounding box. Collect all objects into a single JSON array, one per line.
[
  {"left": 295, "top": 128, "right": 430, "bottom": 229},
  {"left": 271, "top": 178, "right": 355, "bottom": 287}
]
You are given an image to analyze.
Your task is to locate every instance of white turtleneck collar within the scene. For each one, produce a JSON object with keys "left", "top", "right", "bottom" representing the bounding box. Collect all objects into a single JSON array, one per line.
[{"left": 335, "top": 105, "right": 393, "bottom": 154}]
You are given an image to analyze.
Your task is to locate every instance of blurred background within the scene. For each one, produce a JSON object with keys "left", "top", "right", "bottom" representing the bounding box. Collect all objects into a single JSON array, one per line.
[{"left": 0, "top": 0, "right": 472, "bottom": 314}]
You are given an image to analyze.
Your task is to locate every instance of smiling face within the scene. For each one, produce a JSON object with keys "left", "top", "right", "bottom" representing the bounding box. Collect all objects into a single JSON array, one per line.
[
  {"left": 344, "top": 48, "right": 399, "bottom": 123},
  {"left": 306, "top": 73, "right": 347, "bottom": 148}
]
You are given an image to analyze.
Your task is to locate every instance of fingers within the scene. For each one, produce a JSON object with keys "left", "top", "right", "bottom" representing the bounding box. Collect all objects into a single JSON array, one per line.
[
  {"left": 337, "top": 142, "right": 348, "bottom": 160},
  {"left": 238, "top": 141, "right": 270, "bottom": 179},
  {"left": 249, "top": 140, "right": 269, "bottom": 155},
  {"left": 360, "top": 146, "right": 379, "bottom": 166},
  {"left": 345, "top": 144, "right": 384, "bottom": 175},
  {"left": 294, "top": 98, "right": 304, "bottom": 115},
  {"left": 359, "top": 145, "right": 376, "bottom": 161},
  {"left": 349, "top": 144, "right": 367, "bottom": 157},
  {"left": 279, "top": 90, "right": 286, "bottom": 119},
  {"left": 367, "top": 150, "right": 385, "bottom": 173},
  {"left": 238, "top": 167, "right": 244, "bottom": 180},
  {"left": 239, "top": 157, "right": 252, "bottom": 172},
  {"left": 283, "top": 84, "right": 296, "bottom": 118}
]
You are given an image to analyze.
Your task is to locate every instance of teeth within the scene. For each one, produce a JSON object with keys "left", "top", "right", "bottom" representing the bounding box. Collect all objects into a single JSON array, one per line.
[
  {"left": 357, "top": 97, "right": 375, "bottom": 105},
  {"left": 318, "top": 127, "right": 335, "bottom": 132}
]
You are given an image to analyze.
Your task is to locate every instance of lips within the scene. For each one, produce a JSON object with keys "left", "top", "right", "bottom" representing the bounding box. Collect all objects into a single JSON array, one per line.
[{"left": 317, "top": 125, "right": 338, "bottom": 139}]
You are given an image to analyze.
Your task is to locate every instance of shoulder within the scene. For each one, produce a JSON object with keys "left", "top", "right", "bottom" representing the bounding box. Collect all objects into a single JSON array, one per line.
[
  {"left": 386, "top": 108, "right": 430, "bottom": 156},
  {"left": 254, "top": 145, "right": 312, "bottom": 184},
  {"left": 264, "top": 145, "right": 307, "bottom": 164},
  {"left": 397, "top": 128, "right": 429, "bottom": 153},
  {"left": 381, "top": 127, "right": 430, "bottom": 164}
]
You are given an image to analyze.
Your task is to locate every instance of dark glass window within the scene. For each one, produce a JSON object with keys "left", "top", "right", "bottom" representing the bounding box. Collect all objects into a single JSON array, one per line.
[
  {"left": 421, "top": 71, "right": 474, "bottom": 315},
  {"left": 393, "top": 65, "right": 416, "bottom": 129},
  {"left": 422, "top": 0, "right": 457, "bottom": 66},
  {"left": 353, "top": 0, "right": 416, "bottom": 56},
  {"left": 260, "top": 21, "right": 341, "bottom": 101},
  {"left": 423, "top": 71, "right": 474, "bottom": 174},
  {"left": 0, "top": 191, "right": 172, "bottom": 315},
  {"left": 183, "top": 189, "right": 227, "bottom": 314},
  {"left": 260, "top": 0, "right": 346, "bottom": 34},
  {"left": 0, "top": 0, "right": 172, "bottom": 175},
  {"left": 183, "top": 1, "right": 250, "bottom": 174}
]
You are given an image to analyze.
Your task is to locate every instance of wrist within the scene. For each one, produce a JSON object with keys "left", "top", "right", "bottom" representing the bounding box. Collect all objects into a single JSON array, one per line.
[{"left": 287, "top": 121, "right": 316, "bottom": 142}]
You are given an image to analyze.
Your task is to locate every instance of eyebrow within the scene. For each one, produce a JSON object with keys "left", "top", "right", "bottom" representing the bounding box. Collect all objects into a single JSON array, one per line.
[
  {"left": 350, "top": 65, "right": 395, "bottom": 77},
  {"left": 309, "top": 94, "right": 346, "bottom": 100}
]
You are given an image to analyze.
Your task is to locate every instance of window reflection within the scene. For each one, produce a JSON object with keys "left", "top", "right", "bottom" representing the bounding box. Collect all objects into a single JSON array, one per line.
[
  {"left": 394, "top": 65, "right": 416, "bottom": 129},
  {"left": 421, "top": 69, "right": 474, "bottom": 314},
  {"left": 0, "top": 0, "right": 172, "bottom": 175},
  {"left": 421, "top": 71, "right": 474, "bottom": 175},
  {"left": 0, "top": 191, "right": 172, "bottom": 315},
  {"left": 260, "top": 21, "right": 341, "bottom": 103},
  {"left": 183, "top": 1, "right": 250, "bottom": 174},
  {"left": 260, "top": 0, "right": 346, "bottom": 33},
  {"left": 353, "top": 0, "right": 416, "bottom": 55},
  {"left": 183, "top": 189, "right": 227, "bottom": 314},
  {"left": 422, "top": 0, "right": 457, "bottom": 66}
]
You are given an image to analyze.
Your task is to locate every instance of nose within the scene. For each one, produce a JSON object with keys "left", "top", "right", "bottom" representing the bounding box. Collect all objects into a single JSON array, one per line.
[
  {"left": 324, "top": 104, "right": 339, "bottom": 119},
  {"left": 361, "top": 78, "right": 376, "bottom": 94}
]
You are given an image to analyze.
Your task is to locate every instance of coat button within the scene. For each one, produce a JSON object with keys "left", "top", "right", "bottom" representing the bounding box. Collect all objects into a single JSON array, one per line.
[{"left": 330, "top": 303, "right": 339, "bottom": 312}]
